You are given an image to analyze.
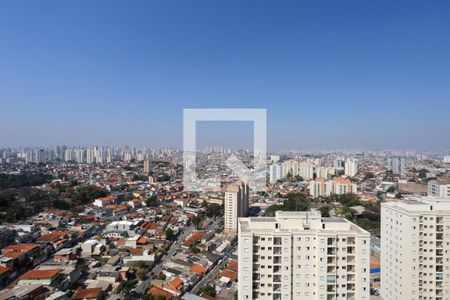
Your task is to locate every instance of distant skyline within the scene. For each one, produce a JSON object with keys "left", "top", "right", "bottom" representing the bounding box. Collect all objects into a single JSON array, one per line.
[{"left": 1, "top": 1, "right": 450, "bottom": 150}]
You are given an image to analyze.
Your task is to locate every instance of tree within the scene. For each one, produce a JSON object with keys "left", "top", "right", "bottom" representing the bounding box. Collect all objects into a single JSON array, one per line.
[
  {"left": 418, "top": 168, "right": 428, "bottom": 178},
  {"left": 145, "top": 195, "right": 159, "bottom": 207},
  {"left": 165, "top": 228, "right": 174, "bottom": 241},
  {"left": 192, "top": 216, "right": 203, "bottom": 229},
  {"left": 364, "top": 172, "right": 375, "bottom": 181},
  {"left": 156, "top": 272, "right": 166, "bottom": 280},
  {"left": 199, "top": 285, "right": 216, "bottom": 297},
  {"left": 132, "top": 261, "right": 148, "bottom": 280},
  {"left": 116, "top": 279, "right": 138, "bottom": 294},
  {"left": 318, "top": 206, "right": 330, "bottom": 217},
  {"left": 205, "top": 203, "right": 223, "bottom": 218},
  {"left": 294, "top": 175, "right": 304, "bottom": 182}
]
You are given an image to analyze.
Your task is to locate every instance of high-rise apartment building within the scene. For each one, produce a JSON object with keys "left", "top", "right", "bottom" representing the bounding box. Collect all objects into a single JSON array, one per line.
[
  {"left": 387, "top": 157, "right": 406, "bottom": 177},
  {"left": 238, "top": 211, "right": 370, "bottom": 300},
  {"left": 269, "top": 164, "right": 283, "bottom": 184},
  {"left": 381, "top": 197, "right": 450, "bottom": 300},
  {"left": 144, "top": 159, "right": 151, "bottom": 175},
  {"left": 224, "top": 182, "right": 249, "bottom": 234},
  {"left": 344, "top": 159, "right": 358, "bottom": 177},
  {"left": 25, "top": 148, "right": 33, "bottom": 164}
]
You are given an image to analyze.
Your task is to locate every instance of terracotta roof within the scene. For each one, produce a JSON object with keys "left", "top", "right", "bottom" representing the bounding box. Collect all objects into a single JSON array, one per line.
[
  {"left": 3, "top": 252, "right": 24, "bottom": 259},
  {"left": 227, "top": 260, "right": 238, "bottom": 271},
  {"left": 141, "top": 222, "right": 158, "bottom": 230},
  {"left": 96, "top": 196, "right": 116, "bottom": 201},
  {"left": 130, "top": 247, "right": 144, "bottom": 255},
  {"left": 190, "top": 263, "right": 207, "bottom": 274},
  {"left": 219, "top": 269, "right": 237, "bottom": 281},
  {"left": 183, "top": 231, "right": 205, "bottom": 247},
  {"left": 73, "top": 287, "right": 102, "bottom": 300},
  {"left": 169, "top": 277, "right": 183, "bottom": 290},
  {"left": 2, "top": 244, "right": 39, "bottom": 253},
  {"left": 137, "top": 236, "right": 149, "bottom": 245},
  {"left": 20, "top": 269, "right": 61, "bottom": 280},
  {"left": 0, "top": 266, "right": 11, "bottom": 277},
  {"left": 37, "top": 231, "right": 67, "bottom": 242},
  {"left": 148, "top": 286, "right": 173, "bottom": 300}
]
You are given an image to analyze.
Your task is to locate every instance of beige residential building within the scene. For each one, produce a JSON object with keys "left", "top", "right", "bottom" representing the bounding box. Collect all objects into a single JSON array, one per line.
[
  {"left": 309, "top": 177, "right": 357, "bottom": 198},
  {"left": 144, "top": 159, "right": 151, "bottom": 175},
  {"left": 224, "top": 182, "right": 249, "bottom": 233},
  {"left": 238, "top": 211, "right": 370, "bottom": 300},
  {"left": 381, "top": 197, "right": 450, "bottom": 300}
]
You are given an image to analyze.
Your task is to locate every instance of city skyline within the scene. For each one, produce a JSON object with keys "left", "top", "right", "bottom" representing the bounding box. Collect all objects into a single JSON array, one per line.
[{"left": 1, "top": 1, "right": 450, "bottom": 149}]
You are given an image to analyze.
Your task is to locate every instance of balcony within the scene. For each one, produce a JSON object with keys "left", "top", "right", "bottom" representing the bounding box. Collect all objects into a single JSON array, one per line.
[
  {"left": 347, "top": 284, "right": 356, "bottom": 291},
  {"left": 327, "top": 248, "right": 336, "bottom": 255},
  {"left": 273, "top": 275, "right": 282, "bottom": 283},
  {"left": 327, "top": 285, "right": 336, "bottom": 293},
  {"left": 347, "top": 246, "right": 355, "bottom": 254},
  {"left": 347, "top": 237, "right": 355, "bottom": 245},
  {"left": 436, "top": 233, "right": 444, "bottom": 240},
  {"left": 328, "top": 238, "right": 336, "bottom": 245},
  {"left": 436, "top": 249, "right": 444, "bottom": 256},
  {"left": 274, "top": 238, "right": 282, "bottom": 245},
  {"left": 273, "top": 247, "right": 282, "bottom": 255}
]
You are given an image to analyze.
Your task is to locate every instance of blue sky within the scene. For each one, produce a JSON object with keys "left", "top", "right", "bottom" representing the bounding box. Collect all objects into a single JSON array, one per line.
[{"left": 1, "top": 0, "right": 450, "bottom": 150}]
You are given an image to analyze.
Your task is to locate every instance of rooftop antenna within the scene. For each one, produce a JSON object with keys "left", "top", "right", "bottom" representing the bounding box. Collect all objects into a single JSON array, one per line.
[{"left": 304, "top": 212, "right": 310, "bottom": 230}]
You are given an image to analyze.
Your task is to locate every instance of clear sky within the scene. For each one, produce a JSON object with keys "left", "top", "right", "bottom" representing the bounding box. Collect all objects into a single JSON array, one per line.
[{"left": 1, "top": 0, "right": 450, "bottom": 150}]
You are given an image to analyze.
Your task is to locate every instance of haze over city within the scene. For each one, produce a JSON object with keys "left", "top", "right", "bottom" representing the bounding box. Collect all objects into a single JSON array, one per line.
[{"left": 1, "top": 0, "right": 450, "bottom": 150}]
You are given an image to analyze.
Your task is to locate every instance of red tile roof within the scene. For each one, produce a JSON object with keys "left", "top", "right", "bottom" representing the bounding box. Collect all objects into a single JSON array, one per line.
[
  {"left": 148, "top": 286, "right": 173, "bottom": 300},
  {"left": 190, "top": 263, "right": 207, "bottom": 275},
  {"left": 73, "top": 287, "right": 102, "bottom": 300},
  {"left": 1, "top": 244, "right": 39, "bottom": 253},
  {"left": 219, "top": 269, "right": 237, "bottom": 281},
  {"left": 20, "top": 269, "right": 61, "bottom": 280},
  {"left": 0, "top": 266, "right": 11, "bottom": 277}
]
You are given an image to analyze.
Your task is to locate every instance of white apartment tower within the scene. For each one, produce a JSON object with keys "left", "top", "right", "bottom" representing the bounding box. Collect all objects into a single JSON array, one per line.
[
  {"left": 387, "top": 157, "right": 406, "bottom": 177},
  {"left": 269, "top": 164, "right": 283, "bottom": 184},
  {"left": 238, "top": 211, "right": 370, "bottom": 300},
  {"left": 428, "top": 177, "right": 450, "bottom": 199},
  {"left": 344, "top": 159, "right": 358, "bottom": 177},
  {"left": 381, "top": 198, "right": 450, "bottom": 300},
  {"left": 224, "top": 182, "right": 249, "bottom": 234}
]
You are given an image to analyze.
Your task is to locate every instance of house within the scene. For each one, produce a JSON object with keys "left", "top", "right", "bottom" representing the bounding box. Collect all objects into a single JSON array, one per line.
[
  {"left": 182, "top": 231, "right": 205, "bottom": 248},
  {"left": 73, "top": 287, "right": 102, "bottom": 300},
  {"left": 53, "top": 247, "right": 79, "bottom": 263},
  {"left": 190, "top": 263, "right": 207, "bottom": 275},
  {"left": 18, "top": 269, "right": 61, "bottom": 286},
  {"left": 93, "top": 196, "right": 117, "bottom": 207},
  {"left": 81, "top": 240, "right": 105, "bottom": 257}
]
